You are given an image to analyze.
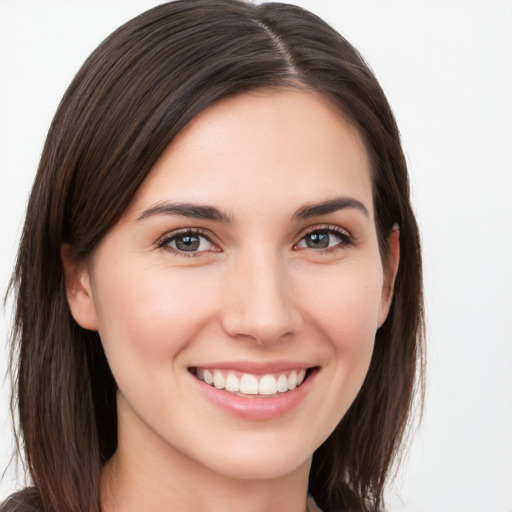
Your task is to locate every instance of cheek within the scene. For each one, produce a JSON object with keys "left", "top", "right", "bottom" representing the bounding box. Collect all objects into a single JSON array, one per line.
[
  {"left": 300, "top": 260, "right": 384, "bottom": 351},
  {"left": 92, "top": 260, "right": 217, "bottom": 366},
  {"left": 288, "top": 261, "right": 384, "bottom": 445}
]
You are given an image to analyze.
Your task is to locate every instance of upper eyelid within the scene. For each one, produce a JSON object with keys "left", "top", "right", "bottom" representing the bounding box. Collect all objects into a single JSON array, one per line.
[
  {"left": 157, "top": 227, "right": 218, "bottom": 247},
  {"left": 293, "top": 225, "right": 354, "bottom": 252},
  {"left": 296, "top": 224, "right": 352, "bottom": 240},
  {"left": 155, "top": 224, "right": 352, "bottom": 249}
]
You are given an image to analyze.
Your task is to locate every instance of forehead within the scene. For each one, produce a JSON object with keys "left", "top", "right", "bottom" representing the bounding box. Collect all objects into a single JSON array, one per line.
[{"left": 126, "top": 89, "right": 373, "bottom": 220}]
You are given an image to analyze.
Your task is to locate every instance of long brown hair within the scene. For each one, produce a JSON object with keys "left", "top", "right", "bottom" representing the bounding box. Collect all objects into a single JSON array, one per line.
[{"left": 3, "top": 1, "right": 424, "bottom": 511}]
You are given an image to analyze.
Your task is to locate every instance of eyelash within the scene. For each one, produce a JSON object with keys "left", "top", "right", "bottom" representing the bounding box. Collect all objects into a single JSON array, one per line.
[
  {"left": 294, "top": 225, "right": 353, "bottom": 254},
  {"left": 157, "top": 228, "right": 218, "bottom": 258},
  {"left": 156, "top": 225, "right": 353, "bottom": 258}
]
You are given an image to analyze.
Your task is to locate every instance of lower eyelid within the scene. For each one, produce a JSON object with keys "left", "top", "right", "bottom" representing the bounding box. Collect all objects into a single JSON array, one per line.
[
  {"left": 297, "top": 227, "right": 351, "bottom": 244},
  {"left": 157, "top": 229, "right": 218, "bottom": 252},
  {"left": 156, "top": 227, "right": 352, "bottom": 255}
]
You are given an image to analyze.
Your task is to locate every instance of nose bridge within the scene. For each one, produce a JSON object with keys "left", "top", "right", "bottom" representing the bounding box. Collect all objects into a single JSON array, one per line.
[{"left": 221, "top": 246, "right": 299, "bottom": 344}]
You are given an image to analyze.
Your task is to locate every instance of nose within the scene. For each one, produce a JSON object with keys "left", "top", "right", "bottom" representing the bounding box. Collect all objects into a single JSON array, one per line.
[{"left": 220, "top": 250, "right": 302, "bottom": 344}]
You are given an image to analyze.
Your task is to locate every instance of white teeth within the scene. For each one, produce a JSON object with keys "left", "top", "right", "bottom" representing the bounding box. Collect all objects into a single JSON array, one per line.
[
  {"left": 288, "top": 370, "right": 297, "bottom": 390},
  {"left": 225, "top": 373, "right": 240, "bottom": 392},
  {"left": 203, "top": 369, "right": 213, "bottom": 385},
  {"left": 259, "top": 375, "right": 277, "bottom": 395},
  {"left": 195, "top": 368, "right": 310, "bottom": 396},
  {"left": 213, "top": 370, "right": 225, "bottom": 389},
  {"left": 277, "top": 374, "right": 288, "bottom": 393},
  {"left": 240, "top": 374, "right": 259, "bottom": 394}
]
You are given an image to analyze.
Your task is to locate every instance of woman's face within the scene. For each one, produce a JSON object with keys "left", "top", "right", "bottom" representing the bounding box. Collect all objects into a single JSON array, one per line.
[{"left": 68, "top": 90, "right": 397, "bottom": 481}]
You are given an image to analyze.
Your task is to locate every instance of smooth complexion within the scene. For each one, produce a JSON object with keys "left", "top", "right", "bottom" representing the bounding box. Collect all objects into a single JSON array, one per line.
[{"left": 65, "top": 90, "right": 399, "bottom": 512}]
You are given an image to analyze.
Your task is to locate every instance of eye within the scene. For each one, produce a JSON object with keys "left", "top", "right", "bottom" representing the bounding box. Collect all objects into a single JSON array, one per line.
[
  {"left": 158, "top": 230, "right": 217, "bottom": 255},
  {"left": 295, "top": 227, "right": 351, "bottom": 251}
]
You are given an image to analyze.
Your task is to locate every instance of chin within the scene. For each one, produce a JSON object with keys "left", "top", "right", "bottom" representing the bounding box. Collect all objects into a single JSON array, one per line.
[
  {"left": 186, "top": 431, "right": 316, "bottom": 481},
  {"left": 208, "top": 453, "right": 311, "bottom": 481}
]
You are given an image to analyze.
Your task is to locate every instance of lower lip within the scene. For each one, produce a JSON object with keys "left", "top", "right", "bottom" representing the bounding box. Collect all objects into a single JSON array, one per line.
[{"left": 193, "top": 370, "right": 317, "bottom": 421}]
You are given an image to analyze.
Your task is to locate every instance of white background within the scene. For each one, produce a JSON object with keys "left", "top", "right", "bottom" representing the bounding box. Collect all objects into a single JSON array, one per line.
[{"left": 1, "top": 1, "right": 511, "bottom": 511}]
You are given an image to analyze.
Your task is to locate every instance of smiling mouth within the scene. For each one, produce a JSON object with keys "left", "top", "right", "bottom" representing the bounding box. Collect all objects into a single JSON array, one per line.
[{"left": 190, "top": 367, "right": 316, "bottom": 397}]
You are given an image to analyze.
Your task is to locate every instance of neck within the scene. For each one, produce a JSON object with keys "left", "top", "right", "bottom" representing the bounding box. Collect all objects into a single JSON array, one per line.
[{"left": 101, "top": 401, "right": 312, "bottom": 512}]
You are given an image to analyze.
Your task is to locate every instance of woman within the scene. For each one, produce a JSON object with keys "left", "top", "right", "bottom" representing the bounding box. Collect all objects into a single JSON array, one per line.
[{"left": 2, "top": 1, "right": 424, "bottom": 511}]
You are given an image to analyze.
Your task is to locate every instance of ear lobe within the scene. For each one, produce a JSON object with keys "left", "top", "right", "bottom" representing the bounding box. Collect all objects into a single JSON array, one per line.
[
  {"left": 378, "top": 225, "right": 400, "bottom": 327},
  {"left": 61, "top": 244, "right": 99, "bottom": 331}
]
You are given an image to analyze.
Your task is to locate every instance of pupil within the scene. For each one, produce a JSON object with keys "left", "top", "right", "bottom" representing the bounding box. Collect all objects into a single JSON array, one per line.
[
  {"left": 306, "top": 232, "right": 329, "bottom": 249},
  {"left": 176, "top": 235, "right": 200, "bottom": 251}
]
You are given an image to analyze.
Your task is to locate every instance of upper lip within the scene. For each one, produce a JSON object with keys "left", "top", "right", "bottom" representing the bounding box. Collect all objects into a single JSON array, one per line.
[{"left": 190, "top": 360, "right": 316, "bottom": 375}]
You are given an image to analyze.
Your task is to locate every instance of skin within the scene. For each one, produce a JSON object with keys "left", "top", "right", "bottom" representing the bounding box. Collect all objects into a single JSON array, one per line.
[{"left": 64, "top": 89, "right": 399, "bottom": 512}]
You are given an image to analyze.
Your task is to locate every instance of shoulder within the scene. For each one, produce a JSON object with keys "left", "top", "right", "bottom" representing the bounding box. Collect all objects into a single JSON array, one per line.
[{"left": 0, "top": 488, "right": 42, "bottom": 512}]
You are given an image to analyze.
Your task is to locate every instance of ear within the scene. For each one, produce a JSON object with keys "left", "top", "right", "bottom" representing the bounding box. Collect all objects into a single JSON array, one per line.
[
  {"left": 61, "top": 244, "right": 99, "bottom": 330},
  {"left": 378, "top": 225, "right": 400, "bottom": 327}
]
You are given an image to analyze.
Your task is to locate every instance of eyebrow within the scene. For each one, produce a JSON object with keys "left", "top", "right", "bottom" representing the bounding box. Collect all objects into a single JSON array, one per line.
[
  {"left": 292, "top": 197, "right": 369, "bottom": 220},
  {"left": 136, "top": 196, "right": 368, "bottom": 224},
  {"left": 136, "top": 202, "right": 232, "bottom": 223}
]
